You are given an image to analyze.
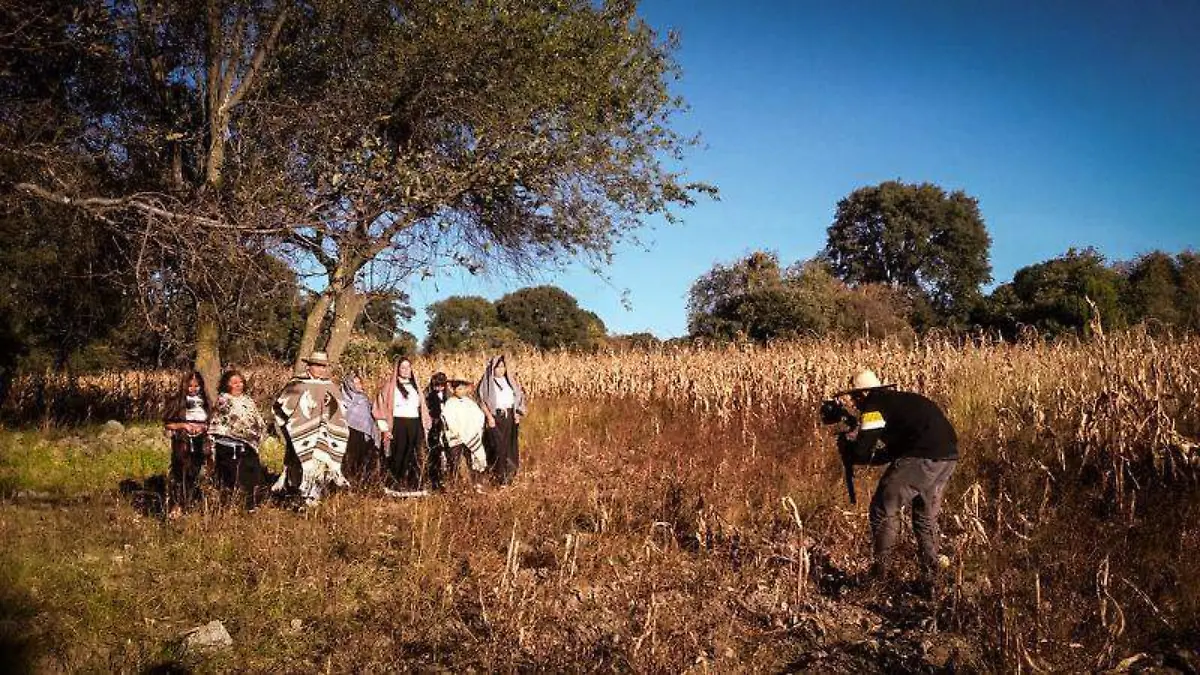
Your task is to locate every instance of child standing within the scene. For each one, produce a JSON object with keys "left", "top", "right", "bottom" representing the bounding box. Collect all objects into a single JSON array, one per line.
[
  {"left": 162, "top": 371, "right": 211, "bottom": 516},
  {"left": 440, "top": 374, "right": 487, "bottom": 490}
]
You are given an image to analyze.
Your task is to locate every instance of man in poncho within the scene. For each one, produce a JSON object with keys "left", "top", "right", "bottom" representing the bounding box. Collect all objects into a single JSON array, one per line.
[{"left": 271, "top": 351, "right": 350, "bottom": 504}]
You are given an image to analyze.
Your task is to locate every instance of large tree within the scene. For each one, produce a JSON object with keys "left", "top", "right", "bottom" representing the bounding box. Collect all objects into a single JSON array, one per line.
[
  {"left": 423, "top": 296, "right": 502, "bottom": 354},
  {"left": 495, "top": 286, "right": 606, "bottom": 350},
  {"left": 255, "top": 0, "right": 713, "bottom": 371},
  {"left": 823, "top": 181, "right": 992, "bottom": 326},
  {"left": 1125, "top": 251, "right": 1182, "bottom": 327},
  {"left": 3, "top": 0, "right": 294, "bottom": 396},
  {"left": 4, "top": 0, "right": 712, "bottom": 381},
  {"left": 1006, "top": 248, "right": 1128, "bottom": 336},
  {"left": 1177, "top": 252, "right": 1200, "bottom": 332}
]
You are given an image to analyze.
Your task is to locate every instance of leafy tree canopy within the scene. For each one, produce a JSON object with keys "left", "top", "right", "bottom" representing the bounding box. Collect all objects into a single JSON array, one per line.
[
  {"left": 495, "top": 286, "right": 606, "bottom": 350},
  {"left": 1007, "top": 248, "right": 1128, "bottom": 336},
  {"left": 687, "top": 252, "right": 910, "bottom": 342},
  {"left": 424, "top": 296, "right": 501, "bottom": 354},
  {"left": 823, "top": 181, "right": 992, "bottom": 325}
]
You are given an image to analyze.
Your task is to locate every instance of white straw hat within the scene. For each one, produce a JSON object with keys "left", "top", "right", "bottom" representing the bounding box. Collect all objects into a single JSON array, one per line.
[
  {"left": 303, "top": 351, "right": 330, "bottom": 366},
  {"left": 834, "top": 369, "right": 895, "bottom": 396}
]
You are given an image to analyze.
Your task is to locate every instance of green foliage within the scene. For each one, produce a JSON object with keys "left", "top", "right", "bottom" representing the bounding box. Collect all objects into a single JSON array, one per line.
[
  {"left": 1178, "top": 252, "right": 1200, "bottom": 332},
  {"left": 424, "top": 287, "right": 604, "bottom": 353},
  {"left": 496, "top": 286, "right": 606, "bottom": 350},
  {"left": 353, "top": 293, "right": 417, "bottom": 345},
  {"left": 1005, "top": 248, "right": 1128, "bottom": 336},
  {"left": 4, "top": 0, "right": 713, "bottom": 377},
  {"left": 424, "top": 296, "right": 502, "bottom": 354},
  {"left": 605, "top": 332, "right": 663, "bottom": 351},
  {"left": 686, "top": 252, "right": 911, "bottom": 342},
  {"left": 823, "top": 181, "right": 993, "bottom": 325},
  {"left": 0, "top": 204, "right": 131, "bottom": 371},
  {"left": 460, "top": 325, "right": 526, "bottom": 354},
  {"left": 1125, "top": 251, "right": 1182, "bottom": 327}
]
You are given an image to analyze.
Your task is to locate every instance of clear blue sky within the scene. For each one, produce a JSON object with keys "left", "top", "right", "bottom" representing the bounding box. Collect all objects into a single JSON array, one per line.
[{"left": 402, "top": 0, "right": 1200, "bottom": 343}]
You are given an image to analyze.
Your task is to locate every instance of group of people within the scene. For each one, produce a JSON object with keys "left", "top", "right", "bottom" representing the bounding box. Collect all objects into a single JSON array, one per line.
[
  {"left": 161, "top": 351, "right": 528, "bottom": 514},
  {"left": 163, "top": 353, "right": 960, "bottom": 594}
]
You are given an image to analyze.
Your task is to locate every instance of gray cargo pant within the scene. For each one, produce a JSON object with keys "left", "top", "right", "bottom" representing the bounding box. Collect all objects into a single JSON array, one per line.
[{"left": 869, "top": 456, "right": 957, "bottom": 576}]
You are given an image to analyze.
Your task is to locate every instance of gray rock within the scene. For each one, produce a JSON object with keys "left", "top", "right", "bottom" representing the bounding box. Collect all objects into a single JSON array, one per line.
[
  {"left": 101, "top": 420, "right": 125, "bottom": 435},
  {"left": 182, "top": 620, "right": 232, "bottom": 652},
  {"left": 15, "top": 490, "right": 52, "bottom": 500}
]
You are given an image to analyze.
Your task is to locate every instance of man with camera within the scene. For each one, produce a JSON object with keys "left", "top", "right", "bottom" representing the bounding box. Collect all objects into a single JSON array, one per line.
[{"left": 826, "top": 369, "right": 959, "bottom": 594}]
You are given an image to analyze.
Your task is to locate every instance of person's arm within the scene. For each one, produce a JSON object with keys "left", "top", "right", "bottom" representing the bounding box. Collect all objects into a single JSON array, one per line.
[
  {"left": 511, "top": 374, "right": 527, "bottom": 422},
  {"left": 838, "top": 411, "right": 889, "bottom": 465},
  {"left": 475, "top": 380, "right": 496, "bottom": 428}
]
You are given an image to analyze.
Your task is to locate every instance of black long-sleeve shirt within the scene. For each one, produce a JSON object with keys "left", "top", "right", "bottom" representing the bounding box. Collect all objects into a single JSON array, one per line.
[{"left": 839, "top": 389, "right": 959, "bottom": 465}]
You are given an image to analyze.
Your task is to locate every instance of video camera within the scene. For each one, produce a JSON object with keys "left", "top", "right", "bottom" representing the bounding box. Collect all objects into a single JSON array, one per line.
[
  {"left": 819, "top": 398, "right": 858, "bottom": 429},
  {"left": 819, "top": 397, "right": 859, "bottom": 504}
]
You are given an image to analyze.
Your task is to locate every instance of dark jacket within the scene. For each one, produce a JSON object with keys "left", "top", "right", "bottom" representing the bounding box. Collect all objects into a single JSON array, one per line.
[{"left": 840, "top": 389, "right": 958, "bottom": 465}]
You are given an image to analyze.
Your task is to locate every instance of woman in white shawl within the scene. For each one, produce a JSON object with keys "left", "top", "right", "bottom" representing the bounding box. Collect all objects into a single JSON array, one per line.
[{"left": 476, "top": 355, "right": 527, "bottom": 485}]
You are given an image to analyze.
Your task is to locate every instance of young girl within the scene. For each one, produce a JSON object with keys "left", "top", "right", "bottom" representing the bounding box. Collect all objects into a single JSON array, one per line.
[
  {"left": 208, "top": 370, "right": 267, "bottom": 509},
  {"left": 476, "top": 355, "right": 527, "bottom": 486},
  {"left": 162, "top": 371, "right": 211, "bottom": 515},
  {"left": 341, "top": 373, "right": 383, "bottom": 487},
  {"left": 372, "top": 357, "right": 432, "bottom": 490}
]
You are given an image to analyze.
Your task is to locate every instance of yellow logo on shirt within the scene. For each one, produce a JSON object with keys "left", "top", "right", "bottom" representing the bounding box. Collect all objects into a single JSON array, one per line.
[{"left": 860, "top": 411, "right": 886, "bottom": 431}]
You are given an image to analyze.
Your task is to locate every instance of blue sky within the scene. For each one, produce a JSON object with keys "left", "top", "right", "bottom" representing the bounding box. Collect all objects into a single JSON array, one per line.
[{"left": 402, "top": 0, "right": 1199, "bottom": 342}]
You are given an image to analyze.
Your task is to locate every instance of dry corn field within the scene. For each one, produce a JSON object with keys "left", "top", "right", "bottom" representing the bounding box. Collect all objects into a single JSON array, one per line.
[{"left": 2, "top": 332, "right": 1199, "bottom": 672}]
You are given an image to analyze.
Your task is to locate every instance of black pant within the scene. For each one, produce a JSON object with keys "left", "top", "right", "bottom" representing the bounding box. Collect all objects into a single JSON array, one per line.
[
  {"left": 343, "top": 428, "right": 384, "bottom": 487},
  {"left": 432, "top": 442, "right": 464, "bottom": 490},
  {"left": 389, "top": 417, "right": 424, "bottom": 489},
  {"left": 427, "top": 421, "right": 449, "bottom": 490},
  {"left": 486, "top": 410, "right": 519, "bottom": 485},
  {"left": 169, "top": 433, "right": 206, "bottom": 510},
  {"left": 212, "top": 439, "right": 264, "bottom": 509}
]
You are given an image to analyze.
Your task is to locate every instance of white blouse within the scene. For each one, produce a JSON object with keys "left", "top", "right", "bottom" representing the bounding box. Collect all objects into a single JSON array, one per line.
[
  {"left": 493, "top": 378, "right": 515, "bottom": 410},
  {"left": 393, "top": 382, "right": 421, "bottom": 418},
  {"left": 184, "top": 395, "right": 208, "bottom": 422}
]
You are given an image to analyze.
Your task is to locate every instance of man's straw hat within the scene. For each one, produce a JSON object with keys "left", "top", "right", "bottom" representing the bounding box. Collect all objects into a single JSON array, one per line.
[
  {"left": 302, "top": 351, "right": 330, "bottom": 366},
  {"left": 834, "top": 369, "right": 895, "bottom": 396}
]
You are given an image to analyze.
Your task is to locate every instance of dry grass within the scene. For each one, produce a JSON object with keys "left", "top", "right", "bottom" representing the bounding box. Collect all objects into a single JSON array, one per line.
[{"left": 2, "top": 332, "right": 1199, "bottom": 672}]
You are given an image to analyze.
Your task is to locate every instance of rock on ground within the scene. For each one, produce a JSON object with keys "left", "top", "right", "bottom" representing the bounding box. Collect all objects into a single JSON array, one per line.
[{"left": 182, "top": 620, "right": 232, "bottom": 652}]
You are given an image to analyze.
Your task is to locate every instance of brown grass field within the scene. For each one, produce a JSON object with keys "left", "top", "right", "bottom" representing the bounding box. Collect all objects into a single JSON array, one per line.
[{"left": 2, "top": 332, "right": 1199, "bottom": 672}]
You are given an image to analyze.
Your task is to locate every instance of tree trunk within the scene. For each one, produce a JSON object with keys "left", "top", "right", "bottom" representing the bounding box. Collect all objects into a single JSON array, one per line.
[
  {"left": 325, "top": 286, "right": 370, "bottom": 368},
  {"left": 194, "top": 300, "right": 222, "bottom": 402},
  {"left": 293, "top": 291, "right": 334, "bottom": 375}
]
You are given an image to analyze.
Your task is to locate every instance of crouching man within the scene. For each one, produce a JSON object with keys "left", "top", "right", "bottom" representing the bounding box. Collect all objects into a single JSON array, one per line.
[{"left": 836, "top": 369, "right": 959, "bottom": 594}]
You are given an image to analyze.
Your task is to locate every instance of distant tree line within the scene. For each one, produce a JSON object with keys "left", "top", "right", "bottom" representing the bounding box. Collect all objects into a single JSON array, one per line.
[
  {"left": 423, "top": 286, "right": 610, "bottom": 354},
  {"left": 687, "top": 180, "right": 1198, "bottom": 343}
]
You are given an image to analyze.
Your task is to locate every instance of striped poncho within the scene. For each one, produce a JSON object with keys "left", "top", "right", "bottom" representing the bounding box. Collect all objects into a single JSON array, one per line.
[{"left": 272, "top": 376, "right": 351, "bottom": 501}]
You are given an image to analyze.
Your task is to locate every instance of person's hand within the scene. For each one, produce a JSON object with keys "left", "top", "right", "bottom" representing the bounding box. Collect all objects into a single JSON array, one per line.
[
  {"left": 188, "top": 422, "right": 206, "bottom": 435},
  {"left": 486, "top": 415, "right": 496, "bottom": 429},
  {"left": 514, "top": 412, "right": 523, "bottom": 424}
]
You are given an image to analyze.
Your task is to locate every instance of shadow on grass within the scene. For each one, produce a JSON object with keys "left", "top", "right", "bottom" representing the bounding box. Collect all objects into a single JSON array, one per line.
[
  {"left": 118, "top": 474, "right": 170, "bottom": 516},
  {"left": 0, "top": 581, "right": 42, "bottom": 675},
  {"left": 117, "top": 469, "right": 294, "bottom": 517}
]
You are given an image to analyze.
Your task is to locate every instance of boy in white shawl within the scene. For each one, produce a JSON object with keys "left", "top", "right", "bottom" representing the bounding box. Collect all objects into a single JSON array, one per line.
[
  {"left": 271, "top": 351, "right": 350, "bottom": 504},
  {"left": 440, "top": 374, "right": 488, "bottom": 489}
]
